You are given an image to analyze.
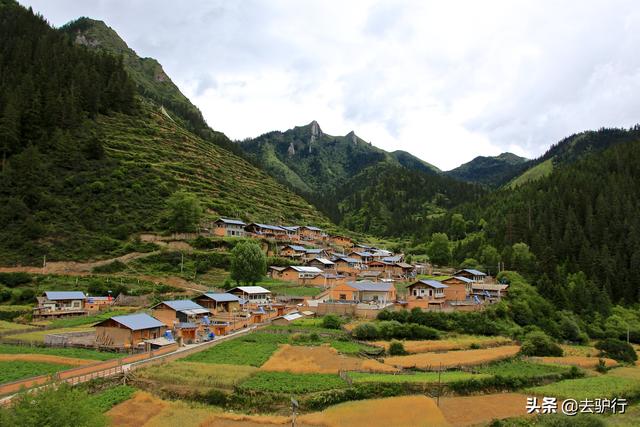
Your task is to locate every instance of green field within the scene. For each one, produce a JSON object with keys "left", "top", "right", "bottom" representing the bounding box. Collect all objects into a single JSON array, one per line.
[
  {"left": 48, "top": 310, "right": 131, "bottom": 329},
  {"left": 0, "top": 344, "right": 121, "bottom": 361},
  {"left": 181, "top": 333, "right": 288, "bottom": 367},
  {"left": 238, "top": 371, "right": 347, "bottom": 393},
  {"left": 2, "top": 327, "right": 94, "bottom": 344},
  {"left": 137, "top": 362, "right": 258, "bottom": 390},
  {"left": 88, "top": 385, "right": 137, "bottom": 413},
  {"left": 349, "top": 371, "right": 490, "bottom": 384},
  {"left": 267, "top": 286, "right": 322, "bottom": 297},
  {"left": 0, "top": 320, "right": 35, "bottom": 332},
  {"left": 477, "top": 360, "right": 575, "bottom": 380},
  {"left": 0, "top": 360, "right": 71, "bottom": 384},
  {"left": 329, "top": 340, "right": 382, "bottom": 355},
  {"left": 527, "top": 375, "right": 640, "bottom": 400}
]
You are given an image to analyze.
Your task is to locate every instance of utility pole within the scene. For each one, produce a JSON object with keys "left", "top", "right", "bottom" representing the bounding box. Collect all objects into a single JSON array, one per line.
[
  {"left": 42, "top": 255, "right": 46, "bottom": 274},
  {"left": 180, "top": 252, "right": 184, "bottom": 274}
]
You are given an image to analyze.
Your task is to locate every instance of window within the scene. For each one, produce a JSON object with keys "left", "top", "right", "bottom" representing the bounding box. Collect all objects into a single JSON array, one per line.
[{"left": 339, "top": 294, "right": 347, "bottom": 300}]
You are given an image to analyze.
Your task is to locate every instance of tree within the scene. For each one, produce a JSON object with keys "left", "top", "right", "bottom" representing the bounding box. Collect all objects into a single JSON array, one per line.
[
  {"left": 595, "top": 339, "right": 637, "bottom": 363},
  {"left": 520, "top": 330, "right": 563, "bottom": 357},
  {"left": 0, "top": 100, "right": 20, "bottom": 171},
  {"left": 511, "top": 242, "right": 535, "bottom": 273},
  {"left": 164, "top": 191, "right": 202, "bottom": 233},
  {"left": 450, "top": 213, "right": 466, "bottom": 240},
  {"left": 480, "top": 245, "right": 500, "bottom": 275},
  {"left": 230, "top": 241, "right": 266, "bottom": 285},
  {"left": 460, "top": 258, "right": 481, "bottom": 269},
  {"left": 321, "top": 314, "right": 343, "bottom": 329},
  {"left": 0, "top": 384, "right": 107, "bottom": 427},
  {"left": 427, "top": 232, "right": 451, "bottom": 266}
]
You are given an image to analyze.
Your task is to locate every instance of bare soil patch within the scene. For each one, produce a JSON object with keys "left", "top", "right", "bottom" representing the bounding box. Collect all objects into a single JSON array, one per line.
[
  {"left": 107, "top": 391, "right": 169, "bottom": 427},
  {"left": 383, "top": 345, "right": 521, "bottom": 370}
]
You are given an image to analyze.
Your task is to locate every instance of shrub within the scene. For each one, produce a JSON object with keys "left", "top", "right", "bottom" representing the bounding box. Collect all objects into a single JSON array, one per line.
[
  {"left": 352, "top": 323, "right": 379, "bottom": 340},
  {"left": 92, "top": 260, "right": 127, "bottom": 274},
  {"left": 595, "top": 339, "right": 637, "bottom": 363},
  {"left": 520, "top": 331, "right": 563, "bottom": 357},
  {"left": 388, "top": 340, "right": 407, "bottom": 356},
  {"left": 321, "top": 315, "right": 343, "bottom": 330},
  {"left": 0, "top": 272, "right": 31, "bottom": 287}
]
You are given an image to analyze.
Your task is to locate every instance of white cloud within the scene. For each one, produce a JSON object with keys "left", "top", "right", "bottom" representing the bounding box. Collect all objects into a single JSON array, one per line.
[{"left": 21, "top": 0, "right": 640, "bottom": 170}]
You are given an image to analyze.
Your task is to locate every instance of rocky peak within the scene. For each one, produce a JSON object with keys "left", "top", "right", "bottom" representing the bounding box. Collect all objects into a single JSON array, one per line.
[
  {"left": 287, "top": 142, "right": 296, "bottom": 157},
  {"left": 346, "top": 131, "right": 358, "bottom": 144}
]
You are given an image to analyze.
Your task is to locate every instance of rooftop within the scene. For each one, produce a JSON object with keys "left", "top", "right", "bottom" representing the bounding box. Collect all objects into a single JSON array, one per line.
[
  {"left": 290, "top": 266, "right": 323, "bottom": 273},
  {"left": 229, "top": 286, "right": 271, "bottom": 294},
  {"left": 155, "top": 299, "right": 208, "bottom": 313},
  {"left": 457, "top": 269, "right": 487, "bottom": 276},
  {"left": 347, "top": 280, "right": 394, "bottom": 292},
  {"left": 98, "top": 313, "right": 165, "bottom": 331},
  {"left": 44, "top": 291, "right": 86, "bottom": 301},
  {"left": 412, "top": 279, "right": 449, "bottom": 289},
  {"left": 216, "top": 218, "right": 246, "bottom": 226}
]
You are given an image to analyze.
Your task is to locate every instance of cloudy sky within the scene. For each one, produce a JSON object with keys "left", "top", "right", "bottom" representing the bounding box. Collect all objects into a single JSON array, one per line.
[{"left": 20, "top": 0, "right": 640, "bottom": 170}]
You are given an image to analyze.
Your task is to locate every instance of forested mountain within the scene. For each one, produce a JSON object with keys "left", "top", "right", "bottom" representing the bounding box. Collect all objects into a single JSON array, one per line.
[
  {"left": 507, "top": 127, "right": 640, "bottom": 188},
  {"left": 59, "top": 17, "right": 242, "bottom": 156},
  {"left": 0, "top": 1, "right": 327, "bottom": 264},
  {"left": 446, "top": 152, "right": 528, "bottom": 187}
]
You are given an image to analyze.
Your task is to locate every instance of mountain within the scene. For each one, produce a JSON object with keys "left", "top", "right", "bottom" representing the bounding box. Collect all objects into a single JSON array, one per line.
[
  {"left": 446, "top": 152, "right": 528, "bottom": 187},
  {"left": 0, "top": 1, "right": 328, "bottom": 264},
  {"left": 239, "top": 121, "right": 481, "bottom": 236},
  {"left": 507, "top": 127, "right": 640, "bottom": 188},
  {"left": 59, "top": 17, "right": 243, "bottom": 156}
]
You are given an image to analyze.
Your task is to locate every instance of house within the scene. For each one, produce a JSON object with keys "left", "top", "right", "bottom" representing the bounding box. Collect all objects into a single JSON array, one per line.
[
  {"left": 382, "top": 255, "right": 404, "bottom": 264},
  {"left": 95, "top": 313, "right": 167, "bottom": 349},
  {"left": 268, "top": 266, "right": 287, "bottom": 279},
  {"left": 213, "top": 218, "right": 247, "bottom": 237},
  {"left": 33, "top": 291, "right": 87, "bottom": 320},
  {"left": 228, "top": 286, "right": 272, "bottom": 304},
  {"left": 454, "top": 269, "right": 487, "bottom": 283},
  {"left": 330, "top": 235, "right": 353, "bottom": 248},
  {"left": 357, "top": 270, "right": 383, "bottom": 281},
  {"left": 275, "top": 265, "right": 324, "bottom": 285},
  {"left": 441, "top": 276, "right": 472, "bottom": 302},
  {"left": 371, "top": 249, "right": 393, "bottom": 259},
  {"left": 84, "top": 296, "right": 114, "bottom": 313},
  {"left": 306, "top": 257, "right": 336, "bottom": 272},
  {"left": 441, "top": 276, "right": 474, "bottom": 300},
  {"left": 332, "top": 256, "right": 361, "bottom": 277},
  {"left": 406, "top": 280, "right": 448, "bottom": 309},
  {"left": 280, "top": 244, "right": 307, "bottom": 259},
  {"left": 280, "top": 226, "right": 301, "bottom": 241},
  {"left": 151, "top": 300, "right": 210, "bottom": 344},
  {"left": 299, "top": 225, "right": 324, "bottom": 241},
  {"left": 193, "top": 292, "right": 242, "bottom": 314},
  {"left": 349, "top": 251, "right": 375, "bottom": 264},
  {"left": 326, "top": 281, "right": 396, "bottom": 304},
  {"left": 245, "top": 223, "right": 288, "bottom": 239},
  {"left": 472, "top": 283, "right": 509, "bottom": 302}
]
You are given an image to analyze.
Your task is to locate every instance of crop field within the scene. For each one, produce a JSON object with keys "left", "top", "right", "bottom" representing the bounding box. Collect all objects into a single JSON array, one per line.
[
  {"left": 107, "top": 391, "right": 171, "bottom": 427},
  {"left": 2, "top": 326, "right": 93, "bottom": 343},
  {"left": 0, "top": 320, "right": 35, "bottom": 332},
  {"left": 476, "top": 360, "right": 574, "bottom": 379},
  {"left": 238, "top": 371, "right": 348, "bottom": 393},
  {"left": 438, "top": 393, "right": 531, "bottom": 426},
  {"left": 529, "top": 355, "right": 617, "bottom": 369},
  {"left": 383, "top": 345, "right": 521, "bottom": 370},
  {"left": 0, "top": 343, "right": 121, "bottom": 360},
  {"left": 609, "top": 366, "right": 640, "bottom": 380},
  {"left": 261, "top": 344, "right": 397, "bottom": 374},
  {"left": 0, "top": 353, "right": 93, "bottom": 366},
  {"left": 373, "top": 335, "right": 513, "bottom": 353},
  {"left": 527, "top": 375, "right": 640, "bottom": 400},
  {"left": 329, "top": 340, "right": 381, "bottom": 355},
  {"left": 560, "top": 344, "right": 598, "bottom": 357},
  {"left": 349, "top": 371, "right": 489, "bottom": 384},
  {"left": 47, "top": 310, "right": 132, "bottom": 328},
  {"left": 136, "top": 362, "right": 258, "bottom": 390},
  {"left": 180, "top": 333, "right": 288, "bottom": 366},
  {"left": 0, "top": 360, "right": 71, "bottom": 384}
]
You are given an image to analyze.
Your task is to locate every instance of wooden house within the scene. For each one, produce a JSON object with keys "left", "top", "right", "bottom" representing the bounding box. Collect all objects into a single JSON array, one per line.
[
  {"left": 299, "top": 225, "right": 324, "bottom": 241},
  {"left": 406, "top": 280, "right": 447, "bottom": 309},
  {"left": 330, "top": 235, "right": 353, "bottom": 248},
  {"left": 326, "top": 281, "right": 396, "bottom": 304},
  {"left": 85, "top": 296, "right": 114, "bottom": 313},
  {"left": 33, "top": 291, "right": 87, "bottom": 320},
  {"left": 268, "top": 266, "right": 287, "bottom": 279},
  {"left": 441, "top": 276, "right": 473, "bottom": 301},
  {"left": 472, "top": 283, "right": 509, "bottom": 302},
  {"left": 332, "top": 256, "right": 360, "bottom": 277},
  {"left": 280, "top": 226, "right": 301, "bottom": 241},
  {"left": 193, "top": 292, "right": 242, "bottom": 314},
  {"left": 305, "top": 257, "right": 336, "bottom": 272},
  {"left": 151, "top": 300, "right": 210, "bottom": 344},
  {"left": 357, "top": 270, "right": 383, "bottom": 282},
  {"left": 228, "top": 286, "right": 272, "bottom": 304},
  {"left": 213, "top": 218, "right": 247, "bottom": 237},
  {"left": 280, "top": 244, "right": 307, "bottom": 259},
  {"left": 245, "top": 223, "right": 287, "bottom": 239},
  {"left": 454, "top": 269, "right": 487, "bottom": 283},
  {"left": 95, "top": 313, "right": 167, "bottom": 349},
  {"left": 349, "top": 251, "right": 375, "bottom": 264},
  {"left": 275, "top": 265, "right": 324, "bottom": 285}
]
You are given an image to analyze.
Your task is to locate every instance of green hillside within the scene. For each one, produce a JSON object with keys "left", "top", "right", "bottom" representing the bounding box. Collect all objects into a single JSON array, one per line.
[
  {"left": 446, "top": 152, "right": 528, "bottom": 187},
  {"left": 0, "top": 2, "right": 328, "bottom": 265}
]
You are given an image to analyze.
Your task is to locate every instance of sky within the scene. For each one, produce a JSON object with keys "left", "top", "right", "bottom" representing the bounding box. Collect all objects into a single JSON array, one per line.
[{"left": 20, "top": 0, "right": 640, "bottom": 170}]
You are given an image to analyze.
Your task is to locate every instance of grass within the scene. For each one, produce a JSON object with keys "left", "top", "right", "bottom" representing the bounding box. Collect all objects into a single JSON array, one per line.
[
  {"left": 0, "top": 320, "right": 35, "bottom": 332},
  {"left": 48, "top": 310, "right": 131, "bottom": 328},
  {"left": 527, "top": 375, "right": 640, "bottom": 400},
  {"left": 349, "top": 371, "right": 490, "bottom": 384},
  {"left": 0, "top": 343, "right": 121, "bottom": 361},
  {"left": 0, "top": 360, "right": 71, "bottom": 383},
  {"left": 0, "top": 305, "right": 32, "bottom": 312},
  {"left": 508, "top": 158, "right": 553, "bottom": 188},
  {"left": 3, "top": 326, "right": 94, "bottom": 344},
  {"left": 137, "top": 361, "right": 258, "bottom": 389},
  {"left": 238, "top": 371, "right": 347, "bottom": 393},
  {"left": 90, "top": 385, "right": 137, "bottom": 412},
  {"left": 330, "top": 340, "right": 381, "bottom": 355},
  {"left": 180, "top": 333, "right": 288, "bottom": 366},
  {"left": 477, "top": 360, "right": 574, "bottom": 379},
  {"left": 267, "top": 286, "right": 322, "bottom": 297}
]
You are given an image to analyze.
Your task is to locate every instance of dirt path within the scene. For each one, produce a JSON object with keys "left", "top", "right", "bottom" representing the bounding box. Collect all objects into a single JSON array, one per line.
[{"left": 0, "top": 354, "right": 94, "bottom": 366}]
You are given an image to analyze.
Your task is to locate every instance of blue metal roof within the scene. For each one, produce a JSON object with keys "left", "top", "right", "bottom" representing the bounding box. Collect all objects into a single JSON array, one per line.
[
  {"left": 303, "top": 226, "right": 323, "bottom": 231},
  {"left": 107, "top": 313, "right": 165, "bottom": 331},
  {"left": 286, "top": 244, "right": 307, "bottom": 251},
  {"left": 216, "top": 218, "right": 246, "bottom": 226},
  {"left": 347, "top": 281, "right": 393, "bottom": 292},
  {"left": 201, "top": 293, "right": 241, "bottom": 302},
  {"left": 458, "top": 269, "right": 487, "bottom": 276},
  {"left": 382, "top": 255, "right": 403, "bottom": 263},
  {"left": 158, "top": 300, "right": 205, "bottom": 312},
  {"left": 415, "top": 279, "right": 449, "bottom": 289},
  {"left": 449, "top": 275, "right": 474, "bottom": 283},
  {"left": 45, "top": 291, "right": 85, "bottom": 301}
]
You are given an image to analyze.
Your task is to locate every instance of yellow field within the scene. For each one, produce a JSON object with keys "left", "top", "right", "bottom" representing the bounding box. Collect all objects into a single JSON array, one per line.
[
  {"left": 299, "top": 395, "right": 450, "bottom": 427},
  {"left": 107, "top": 391, "right": 170, "bottom": 427},
  {"left": 0, "top": 353, "right": 94, "bottom": 366},
  {"left": 136, "top": 362, "right": 258, "bottom": 390},
  {"left": 373, "top": 335, "right": 513, "bottom": 353},
  {"left": 0, "top": 320, "right": 35, "bottom": 332},
  {"left": 3, "top": 326, "right": 92, "bottom": 343},
  {"left": 439, "top": 393, "right": 531, "bottom": 426},
  {"left": 609, "top": 366, "right": 640, "bottom": 380},
  {"left": 383, "top": 345, "right": 521, "bottom": 369},
  {"left": 261, "top": 344, "right": 397, "bottom": 374},
  {"left": 559, "top": 344, "right": 598, "bottom": 357},
  {"left": 530, "top": 356, "right": 617, "bottom": 369}
]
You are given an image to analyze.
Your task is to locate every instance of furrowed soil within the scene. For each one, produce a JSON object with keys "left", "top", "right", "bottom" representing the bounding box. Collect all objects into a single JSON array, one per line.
[
  {"left": 0, "top": 353, "right": 94, "bottom": 366},
  {"left": 438, "top": 393, "right": 532, "bottom": 426},
  {"left": 260, "top": 344, "right": 397, "bottom": 374},
  {"left": 383, "top": 345, "right": 521, "bottom": 369}
]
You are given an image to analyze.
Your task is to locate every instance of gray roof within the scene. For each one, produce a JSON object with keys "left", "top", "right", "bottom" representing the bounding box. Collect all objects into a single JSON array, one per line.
[
  {"left": 200, "top": 293, "right": 241, "bottom": 303},
  {"left": 310, "top": 257, "right": 334, "bottom": 265},
  {"left": 155, "top": 299, "right": 206, "bottom": 312},
  {"left": 216, "top": 218, "right": 246, "bottom": 226},
  {"left": 45, "top": 291, "right": 86, "bottom": 301},
  {"left": 302, "top": 225, "right": 323, "bottom": 231},
  {"left": 448, "top": 275, "right": 474, "bottom": 283},
  {"left": 289, "top": 266, "right": 323, "bottom": 273},
  {"left": 352, "top": 251, "right": 375, "bottom": 257},
  {"left": 347, "top": 281, "right": 393, "bottom": 292},
  {"left": 101, "top": 313, "right": 165, "bottom": 331},
  {"left": 229, "top": 286, "right": 271, "bottom": 294},
  {"left": 457, "top": 269, "right": 487, "bottom": 276},
  {"left": 280, "top": 226, "right": 300, "bottom": 232},
  {"left": 334, "top": 256, "right": 359, "bottom": 263},
  {"left": 251, "top": 223, "right": 285, "bottom": 232},
  {"left": 305, "top": 248, "right": 323, "bottom": 254},
  {"left": 413, "top": 279, "right": 448, "bottom": 289},
  {"left": 286, "top": 244, "right": 307, "bottom": 251},
  {"left": 382, "top": 255, "right": 403, "bottom": 263}
]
